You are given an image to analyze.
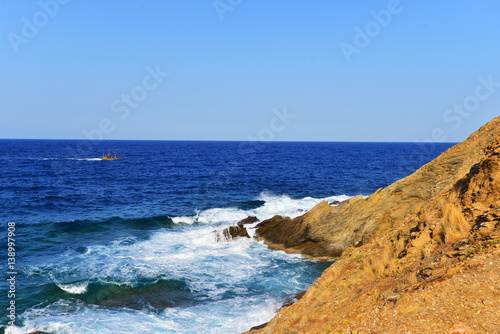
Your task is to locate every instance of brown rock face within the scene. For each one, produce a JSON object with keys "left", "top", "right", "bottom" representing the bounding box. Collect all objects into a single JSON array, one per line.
[
  {"left": 255, "top": 202, "right": 339, "bottom": 258},
  {"left": 246, "top": 117, "right": 500, "bottom": 333},
  {"left": 254, "top": 117, "right": 500, "bottom": 259},
  {"left": 214, "top": 216, "right": 259, "bottom": 241},
  {"left": 237, "top": 216, "right": 260, "bottom": 227}
]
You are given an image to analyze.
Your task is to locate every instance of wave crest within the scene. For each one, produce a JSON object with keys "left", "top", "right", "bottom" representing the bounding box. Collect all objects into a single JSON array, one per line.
[
  {"left": 170, "top": 192, "right": 351, "bottom": 226},
  {"left": 56, "top": 281, "right": 89, "bottom": 294}
]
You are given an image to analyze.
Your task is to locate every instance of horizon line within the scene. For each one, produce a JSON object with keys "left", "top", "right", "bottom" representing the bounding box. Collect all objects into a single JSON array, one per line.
[{"left": 0, "top": 138, "right": 460, "bottom": 144}]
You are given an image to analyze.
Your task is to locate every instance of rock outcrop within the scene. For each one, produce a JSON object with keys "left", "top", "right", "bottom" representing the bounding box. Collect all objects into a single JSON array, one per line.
[
  {"left": 214, "top": 216, "right": 259, "bottom": 242},
  {"left": 246, "top": 116, "right": 500, "bottom": 333},
  {"left": 254, "top": 117, "right": 500, "bottom": 258}
]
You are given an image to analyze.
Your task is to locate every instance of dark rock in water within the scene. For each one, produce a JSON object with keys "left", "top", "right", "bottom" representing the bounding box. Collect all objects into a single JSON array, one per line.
[
  {"left": 28, "top": 332, "right": 52, "bottom": 334},
  {"left": 214, "top": 225, "right": 249, "bottom": 241},
  {"left": 237, "top": 216, "right": 259, "bottom": 227},
  {"left": 213, "top": 228, "right": 232, "bottom": 242},
  {"left": 228, "top": 225, "right": 251, "bottom": 238},
  {"left": 215, "top": 216, "right": 260, "bottom": 242}
]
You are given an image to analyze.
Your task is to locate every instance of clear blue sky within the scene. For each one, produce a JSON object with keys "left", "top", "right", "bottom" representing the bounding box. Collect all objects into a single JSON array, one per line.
[{"left": 1, "top": 0, "right": 499, "bottom": 142}]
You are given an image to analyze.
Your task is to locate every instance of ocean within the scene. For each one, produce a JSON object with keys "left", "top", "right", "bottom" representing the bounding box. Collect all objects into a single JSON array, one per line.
[{"left": 0, "top": 139, "right": 454, "bottom": 334}]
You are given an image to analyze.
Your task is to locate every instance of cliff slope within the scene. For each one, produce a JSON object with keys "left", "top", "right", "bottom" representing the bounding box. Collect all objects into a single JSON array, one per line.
[{"left": 247, "top": 116, "right": 500, "bottom": 333}]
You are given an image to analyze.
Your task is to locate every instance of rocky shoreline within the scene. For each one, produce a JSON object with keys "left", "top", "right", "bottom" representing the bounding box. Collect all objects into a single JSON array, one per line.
[{"left": 219, "top": 117, "right": 500, "bottom": 333}]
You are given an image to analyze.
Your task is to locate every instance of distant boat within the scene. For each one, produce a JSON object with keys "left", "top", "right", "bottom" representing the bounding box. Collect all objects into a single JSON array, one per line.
[{"left": 102, "top": 149, "right": 122, "bottom": 161}]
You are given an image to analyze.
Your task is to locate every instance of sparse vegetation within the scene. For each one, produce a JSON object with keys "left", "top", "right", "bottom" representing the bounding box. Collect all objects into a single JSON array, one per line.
[{"left": 352, "top": 254, "right": 365, "bottom": 263}]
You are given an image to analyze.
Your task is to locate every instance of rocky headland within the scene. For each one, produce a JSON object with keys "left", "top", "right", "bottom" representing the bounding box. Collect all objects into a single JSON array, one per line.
[{"left": 224, "top": 117, "right": 500, "bottom": 333}]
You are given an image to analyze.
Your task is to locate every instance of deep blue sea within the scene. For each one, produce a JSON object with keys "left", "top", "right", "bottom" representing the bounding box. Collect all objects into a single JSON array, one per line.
[{"left": 0, "top": 139, "right": 454, "bottom": 334}]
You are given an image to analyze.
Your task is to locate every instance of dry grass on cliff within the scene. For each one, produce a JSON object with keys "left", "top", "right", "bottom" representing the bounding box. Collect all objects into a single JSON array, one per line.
[
  {"left": 364, "top": 243, "right": 397, "bottom": 279},
  {"left": 421, "top": 244, "right": 432, "bottom": 259},
  {"left": 366, "top": 248, "right": 387, "bottom": 278},
  {"left": 440, "top": 203, "right": 469, "bottom": 243}
]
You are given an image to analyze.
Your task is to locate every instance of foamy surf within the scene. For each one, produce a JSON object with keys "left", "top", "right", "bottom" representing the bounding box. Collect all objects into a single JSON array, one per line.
[
  {"left": 56, "top": 281, "right": 89, "bottom": 295},
  {"left": 10, "top": 193, "right": 344, "bottom": 334},
  {"left": 4, "top": 296, "right": 283, "bottom": 334},
  {"left": 170, "top": 192, "right": 351, "bottom": 226},
  {"left": 12, "top": 236, "right": 328, "bottom": 333}
]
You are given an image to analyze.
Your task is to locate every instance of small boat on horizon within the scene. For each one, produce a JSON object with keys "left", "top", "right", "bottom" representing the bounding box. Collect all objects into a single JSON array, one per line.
[{"left": 102, "top": 149, "right": 122, "bottom": 161}]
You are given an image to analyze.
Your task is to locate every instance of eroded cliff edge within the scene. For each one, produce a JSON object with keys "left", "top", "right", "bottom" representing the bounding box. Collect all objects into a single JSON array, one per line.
[{"left": 245, "top": 116, "right": 500, "bottom": 333}]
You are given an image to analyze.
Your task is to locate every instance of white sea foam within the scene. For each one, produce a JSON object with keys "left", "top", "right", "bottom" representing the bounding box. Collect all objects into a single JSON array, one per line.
[
  {"left": 28, "top": 192, "right": 346, "bottom": 286},
  {"left": 171, "top": 215, "right": 195, "bottom": 225},
  {"left": 41, "top": 158, "right": 102, "bottom": 161},
  {"left": 253, "top": 192, "right": 350, "bottom": 220},
  {"left": 56, "top": 281, "right": 89, "bottom": 294},
  {"left": 170, "top": 192, "right": 351, "bottom": 226},
  {"left": 5, "top": 296, "right": 282, "bottom": 334},
  {"left": 16, "top": 192, "right": 347, "bottom": 334},
  {"left": 67, "top": 158, "right": 102, "bottom": 161}
]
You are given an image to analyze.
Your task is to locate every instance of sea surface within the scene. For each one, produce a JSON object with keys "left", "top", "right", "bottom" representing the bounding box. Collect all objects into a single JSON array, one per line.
[{"left": 0, "top": 139, "right": 454, "bottom": 334}]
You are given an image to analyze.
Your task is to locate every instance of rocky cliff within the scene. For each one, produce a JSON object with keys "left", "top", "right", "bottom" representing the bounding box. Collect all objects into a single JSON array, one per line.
[{"left": 244, "top": 116, "right": 500, "bottom": 333}]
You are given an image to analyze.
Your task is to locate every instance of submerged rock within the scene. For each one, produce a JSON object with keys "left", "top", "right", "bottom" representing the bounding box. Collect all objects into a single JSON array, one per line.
[
  {"left": 214, "top": 216, "right": 260, "bottom": 242},
  {"left": 237, "top": 216, "right": 260, "bottom": 227}
]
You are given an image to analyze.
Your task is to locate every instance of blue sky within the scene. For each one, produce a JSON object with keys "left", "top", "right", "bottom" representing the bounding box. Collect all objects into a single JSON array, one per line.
[{"left": 1, "top": 0, "right": 499, "bottom": 142}]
